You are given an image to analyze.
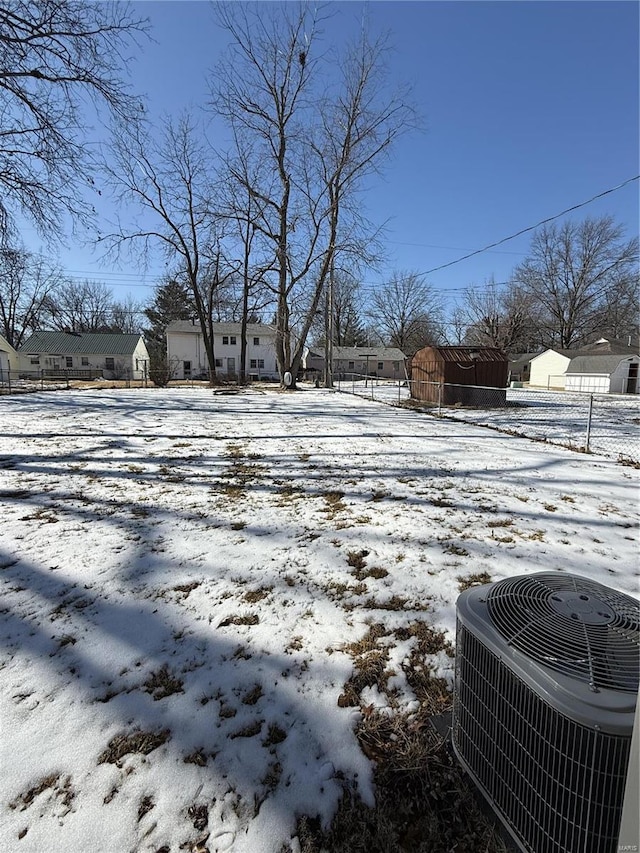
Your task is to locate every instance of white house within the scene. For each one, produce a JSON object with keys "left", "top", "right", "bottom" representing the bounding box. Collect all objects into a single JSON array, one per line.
[
  {"left": 565, "top": 354, "right": 640, "bottom": 394},
  {"left": 304, "top": 345, "right": 407, "bottom": 380},
  {"left": 166, "top": 321, "right": 279, "bottom": 381},
  {"left": 529, "top": 338, "right": 639, "bottom": 393},
  {"left": 529, "top": 349, "right": 573, "bottom": 389},
  {"left": 18, "top": 331, "right": 150, "bottom": 380},
  {"left": 0, "top": 333, "right": 18, "bottom": 379}
]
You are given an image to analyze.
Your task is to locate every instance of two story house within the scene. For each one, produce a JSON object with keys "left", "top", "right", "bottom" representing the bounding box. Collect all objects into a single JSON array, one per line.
[{"left": 166, "top": 321, "right": 279, "bottom": 381}]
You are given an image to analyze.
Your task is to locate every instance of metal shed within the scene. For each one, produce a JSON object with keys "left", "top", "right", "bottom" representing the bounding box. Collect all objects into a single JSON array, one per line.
[{"left": 410, "top": 346, "right": 508, "bottom": 406}]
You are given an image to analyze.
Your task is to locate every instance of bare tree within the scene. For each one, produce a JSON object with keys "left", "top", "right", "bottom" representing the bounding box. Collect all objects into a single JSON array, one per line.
[
  {"left": 212, "top": 3, "right": 414, "bottom": 387},
  {"left": 0, "top": 247, "right": 64, "bottom": 346},
  {"left": 369, "top": 270, "right": 444, "bottom": 356},
  {"left": 513, "top": 216, "right": 639, "bottom": 349},
  {"left": 102, "top": 113, "right": 225, "bottom": 384},
  {"left": 0, "top": 0, "right": 147, "bottom": 240},
  {"left": 42, "top": 280, "right": 113, "bottom": 332},
  {"left": 456, "top": 278, "right": 540, "bottom": 353},
  {"left": 110, "top": 294, "right": 145, "bottom": 334}
]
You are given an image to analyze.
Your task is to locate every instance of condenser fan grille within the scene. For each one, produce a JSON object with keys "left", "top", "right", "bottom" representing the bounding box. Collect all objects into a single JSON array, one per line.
[{"left": 486, "top": 573, "right": 639, "bottom": 691}]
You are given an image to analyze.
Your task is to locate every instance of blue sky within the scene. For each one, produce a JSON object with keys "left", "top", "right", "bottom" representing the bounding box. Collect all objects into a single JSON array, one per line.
[{"left": 24, "top": 1, "right": 639, "bottom": 311}]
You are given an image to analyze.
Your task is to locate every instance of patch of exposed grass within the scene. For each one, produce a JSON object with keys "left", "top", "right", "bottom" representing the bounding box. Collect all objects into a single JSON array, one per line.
[
  {"left": 98, "top": 729, "right": 170, "bottom": 764},
  {"left": 188, "top": 803, "right": 209, "bottom": 832},
  {"left": 323, "top": 490, "right": 346, "bottom": 518},
  {"left": 137, "top": 795, "right": 155, "bottom": 822},
  {"left": 244, "top": 587, "right": 271, "bottom": 604},
  {"left": 263, "top": 724, "right": 287, "bottom": 747},
  {"left": 292, "top": 712, "right": 509, "bottom": 853},
  {"left": 10, "top": 774, "right": 59, "bottom": 809},
  {"left": 230, "top": 720, "right": 263, "bottom": 739},
  {"left": 486, "top": 518, "right": 513, "bottom": 528},
  {"left": 231, "top": 520, "right": 247, "bottom": 531},
  {"left": 457, "top": 571, "right": 492, "bottom": 592},
  {"left": 346, "top": 550, "right": 369, "bottom": 570},
  {"left": 362, "top": 594, "right": 424, "bottom": 612},
  {"left": 144, "top": 665, "right": 184, "bottom": 700},
  {"left": 173, "top": 580, "right": 201, "bottom": 597},
  {"left": 219, "top": 613, "right": 259, "bottom": 628},
  {"left": 430, "top": 496, "right": 454, "bottom": 508},
  {"left": 184, "top": 749, "right": 208, "bottom": 767},
  {"left": 241, "top": 684, "right": 263, "bottom": 706},
  {"left": 443, "top": 543, "right": 469, "bottom": 557}
]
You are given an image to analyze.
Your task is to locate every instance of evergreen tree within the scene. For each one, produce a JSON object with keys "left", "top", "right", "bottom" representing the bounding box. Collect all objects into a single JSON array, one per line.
[{"left": 144, "top": 278, "right": 195, "bottom": 385}]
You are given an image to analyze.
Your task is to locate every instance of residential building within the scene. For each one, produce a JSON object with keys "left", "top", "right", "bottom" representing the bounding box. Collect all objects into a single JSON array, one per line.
[
  {"left": 0, "top": 334, "right": 18, "bottom": 378},
  {"left": 304, "top": 345, "right": 407, "bottom": 380},
  {"left": 529, "top": 337, "right": 640, "bottom": 392},
  {"left": 18, "top": 332, "right": 150, "bottom": 380},
  {"left": 166, "top": 321, "right": 279, "bottom": 381}
]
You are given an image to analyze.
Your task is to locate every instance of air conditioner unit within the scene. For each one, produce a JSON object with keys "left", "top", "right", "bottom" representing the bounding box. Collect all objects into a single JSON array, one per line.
[{"left": 452, "top": 572, "right": 639, "bottom": 853}]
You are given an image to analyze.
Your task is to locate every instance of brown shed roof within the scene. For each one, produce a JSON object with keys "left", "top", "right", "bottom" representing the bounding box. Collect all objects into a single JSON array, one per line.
[{"left": 415, "top": 346, "right": 507, "bottom": 363}]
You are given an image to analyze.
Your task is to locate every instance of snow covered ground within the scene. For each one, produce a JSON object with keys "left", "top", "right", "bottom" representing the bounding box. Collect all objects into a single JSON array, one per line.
[
  {"left": 1, "top": 386, "right": 638, "bottom": 853},
  {"left": 336, "top": 379, "right": 640, "bottom": 462}
]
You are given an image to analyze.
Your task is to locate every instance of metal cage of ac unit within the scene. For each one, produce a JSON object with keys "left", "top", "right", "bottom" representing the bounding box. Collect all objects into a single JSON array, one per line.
[{"left": 452, "top": 572, "right": 639, "bottom": 853}]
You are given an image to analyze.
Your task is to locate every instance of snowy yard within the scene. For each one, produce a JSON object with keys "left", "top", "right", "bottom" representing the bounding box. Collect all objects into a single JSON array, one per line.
[
  {"left": 337, "top": 378, "right": 640, "bottom": 462},
  {"left": 1, "top": 387, "right": 638, "bottom": 853}
]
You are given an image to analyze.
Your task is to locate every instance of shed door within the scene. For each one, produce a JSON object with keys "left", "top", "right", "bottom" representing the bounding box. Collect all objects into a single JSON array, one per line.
[{"left": 626, "top": 362, "right": 638, "bottom": 394}]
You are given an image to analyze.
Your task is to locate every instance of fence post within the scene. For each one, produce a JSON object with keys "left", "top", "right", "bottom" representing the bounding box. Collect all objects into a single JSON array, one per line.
[
  {"left": 41, "top": 369, "right": 44, "bottom": 391},
  {"left": 437, "top": 382, "right": 443, "bottom": 415},
  {"left": 585, "top": 394, "right": 594, "bottom": 453}
]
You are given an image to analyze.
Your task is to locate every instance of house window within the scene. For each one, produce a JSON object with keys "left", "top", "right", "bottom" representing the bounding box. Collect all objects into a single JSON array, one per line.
[
  {"left": 250, "top": 359, "right": 257, "bottom": 369},
  {"left": 105, "top": 357, "right": 115, "bottom": 371},
  {"left": 81, "top": 357, "right": 89, "bottom": 366},
  {"left": 377, "top": 362, "right": 384, "bottom": 371},
  {"left": 66, "top": 357, "right": 73, "bottom": 368},
  {"left": 183, "top": 360, "right": 191, "bottom": 377},
  {"left": 348, "top": 361, "right": 355, "bottom": 370},
  {"left": 253, "top": 337, "right": 260, "bottom": 346},
  {"left": 230, "top": 336, "right": 236, "bottom": 345},
  {"left": 222, "top": 336, "right": 229, "bottom": 345},
  {"left": 29, "top": 355, "right": 40, "bottom": 365},
  {"left": 215, "top": 358, "right": 223, "bottom": 368},
  {"left": 393, "top": 361, "right": 399, "bottom": 371}
]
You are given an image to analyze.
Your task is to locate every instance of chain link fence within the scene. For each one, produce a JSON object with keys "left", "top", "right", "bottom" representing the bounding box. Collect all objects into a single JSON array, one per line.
[
  {"left": 0, "top": 368, "right": 150, "bottom": 395},
  {"left": 334, "top": 374, "right": 640, "bottom": 465}
]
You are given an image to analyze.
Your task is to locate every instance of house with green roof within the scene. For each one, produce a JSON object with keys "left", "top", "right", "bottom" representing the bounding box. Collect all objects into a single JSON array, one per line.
[
  {"left": 18, "top": 332, "right": 150, "bottom": 380},
  {"left": 0, "top": 333, "right": 18, "bottom": 379}
]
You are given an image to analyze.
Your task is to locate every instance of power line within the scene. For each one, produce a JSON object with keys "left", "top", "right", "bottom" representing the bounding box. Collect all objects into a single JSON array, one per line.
[{"left": 410, "top": 175, "right": 640, "bottom": 279}]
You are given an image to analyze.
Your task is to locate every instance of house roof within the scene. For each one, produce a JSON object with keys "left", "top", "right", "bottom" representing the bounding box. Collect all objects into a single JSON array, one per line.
[
  {"left": 166, "top": 321, "right": 276, "bottom": 335},
  {"left": 531, "top": 338, "right": 639, "bottom": 362},
  {"left": 0, "top": 334, "right": 17, "bottom": 355},
  {"left": 19, "top": 331, "right": 144, "bottom": 356},
  {"left": 414, "top": 346, "right": 507, "bottom": 363},
  {"left": 567, "top": 354, "right": 639, "bottom": 375},
  {"left": 333, "top": 346, "right": 406, "bottom": 361},
  {"left": 582, "top": 337, "right": 639, "bottom": 356}
]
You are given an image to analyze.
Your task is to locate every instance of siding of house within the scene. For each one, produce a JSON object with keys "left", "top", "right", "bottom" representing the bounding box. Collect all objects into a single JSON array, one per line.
[
  {"left": 0, "top": 334, "right": 17, "bottom": 376},
  {"left": 565, "top": 355, "right": 640, "bottom": 394},
  {"left": 17, "top": 332, "right": 150, "bottom": 379},
  {"left": 166, "top": 322, "right": 279, "bottom": 380},
  {"left": 528, "top": 350, "right": 572, "bottom": 389},
  {"left": 305, "top": 346, "right": 406, "bottom": 380}
]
